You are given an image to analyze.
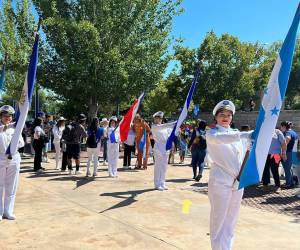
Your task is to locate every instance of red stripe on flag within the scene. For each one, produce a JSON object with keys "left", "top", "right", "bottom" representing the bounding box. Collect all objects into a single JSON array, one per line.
[{"left": 119, "top": 99, "right": 139, "bottom": 142}]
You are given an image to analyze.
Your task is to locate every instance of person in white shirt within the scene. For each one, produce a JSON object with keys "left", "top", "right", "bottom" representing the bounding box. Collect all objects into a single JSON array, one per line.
[
  {"left": 151, "top": 111, "right": 176, "bottom": 191},
  {"left": 0, "top": 105, "right": 24, "bottom": 221},
  {"left": 52, "top": 117, "right": 66, "bottom": 170},
  {"left": 107, "top": 116, "right": 120, "bottom": 177},
  {"left": 123, "top": 127, "right": 135, "bottom": 169},
  {"left": 206, "top": 100, "right": 252, "bottom": 250},
  {"left": 101, "top": 118, "right": 109, "bottom": 165}
]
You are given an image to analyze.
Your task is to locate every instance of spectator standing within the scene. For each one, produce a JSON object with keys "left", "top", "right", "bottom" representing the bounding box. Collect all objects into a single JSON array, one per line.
[
  {"left": 280, "top": 121, "right": 298, "bottom": 188},
  {"left": 86, "top": 118, "right": 103, "bottom": 177},
  {"left": 63, "top": 114, "right": 87, "bottom": 175},
  {"left": 52, "top": 117, "right": 66, "bottom": 170},
  {"left": 188, "top": 120, "right": 207, "bottom": 182},
  {"left": 262, "top": 129, "right": 287, "bottom": 188}
]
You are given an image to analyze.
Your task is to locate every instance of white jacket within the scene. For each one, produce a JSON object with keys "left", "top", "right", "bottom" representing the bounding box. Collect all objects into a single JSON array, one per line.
[
  {"left": 151, "top": 121, "right": 176, "bottom": 155},
  {"left": 52, "top": 125, "right": 65, "bottom": 143},
  {"left": 206, "top": 125, "right": 252, "bottom": 179},
  {"left": 0, "top": 123, "right": 24, "bottom": 161}
]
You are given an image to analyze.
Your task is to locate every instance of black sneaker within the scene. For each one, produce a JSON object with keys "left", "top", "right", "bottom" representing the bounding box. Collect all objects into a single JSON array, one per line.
[{"left": 195, "top": 174, "right": 202, "bottom": 182}]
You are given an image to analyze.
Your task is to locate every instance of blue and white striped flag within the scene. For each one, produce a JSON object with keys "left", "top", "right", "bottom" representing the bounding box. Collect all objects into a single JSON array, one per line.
[
  {"left": 6, "top": 34, "right": 39, "bottom": 156},
  {"left": 139, "top": 128, "right": 147, "bottom": 159},
  {"left": 166, "top": 69, "right": 200, "bottom": 151},
  {"left": 239, "top": 4, "right": 300, "bottom": 189},
  {"left": 0, "top": 63, "right": 5, "bottom": 91}
]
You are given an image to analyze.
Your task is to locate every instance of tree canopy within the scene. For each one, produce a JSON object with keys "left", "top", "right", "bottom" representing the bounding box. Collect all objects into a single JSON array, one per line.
[{"left": 32, "top": 0, "right": 183, "bottom": 118}]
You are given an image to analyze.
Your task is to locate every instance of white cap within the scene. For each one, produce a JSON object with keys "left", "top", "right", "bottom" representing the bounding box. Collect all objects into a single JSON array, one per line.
[
  {"left": 101, "top": 118, "right": 108, "bottom": 122},
  {"left": 0, "top": 105, "right": 15, "bottom": 115},
  {"left": 110, "top": 116, "right": 118, "bottom": 122},
  {"left": 58, "top": 116, "right": 66, "bottom": 121},
  {"left": 212, "top": 100, "right": 235, "bottom": 116},
  {"left": 153, "top": 111, "right": 164, "bottom": 118}
]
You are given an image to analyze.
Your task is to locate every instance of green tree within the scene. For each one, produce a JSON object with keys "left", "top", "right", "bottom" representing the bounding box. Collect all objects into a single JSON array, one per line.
[
  {"left": 286, "top": 38, "right": 300, "bottom": 109},
  {"left": 33, "top": 0, "right": 183, "bottom": 118},
  {"left": 164, "top": 32, "right": 269, "bottom": 112},
  {"left": 0, "top": 0, "right": 36, "bottom": 101}
]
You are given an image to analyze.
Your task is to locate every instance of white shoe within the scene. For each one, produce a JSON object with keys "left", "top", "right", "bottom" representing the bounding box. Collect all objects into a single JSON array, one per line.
[
  {"left": 3, "top": 214, "right": 16, "bottom": 220},
  {"left": 158, "top": 187, "right": 164, "bottom": 191},
  {"left": 86, "top": 171, "right": 91, "bottom": 177},
  {"left": 68, "top": 170, "right": 73, "bottom": 175},
  {"left": 0, "top": 216, "right": 2, "bottom": 221},
  {"left": 163, "top": 186, "right": 168, "bottom": 190},
  {"left": 103, "top": 162, "right": 107, "bottom": 166},
  {"left": 75, "top": 170, "right": 81, "bottom": 175},
  {"left": 93, "top": 173, "right": 97, "bottom": 177}
]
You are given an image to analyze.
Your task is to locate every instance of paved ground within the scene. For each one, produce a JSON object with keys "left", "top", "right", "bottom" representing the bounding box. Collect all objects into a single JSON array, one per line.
[{"left": 1, "top": 153, "right": 300, "bottom": 250}]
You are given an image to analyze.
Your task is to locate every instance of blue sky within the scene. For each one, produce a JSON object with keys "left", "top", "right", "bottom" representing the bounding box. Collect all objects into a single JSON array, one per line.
[
  {"left": 171, "top": 0, "right": 299, "bottom": 47},
  {"left": 165, "top": 0, "right": 299, "bottom": 74}
]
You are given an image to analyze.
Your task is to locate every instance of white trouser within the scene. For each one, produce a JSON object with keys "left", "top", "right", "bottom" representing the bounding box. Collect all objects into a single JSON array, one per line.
[
  {"left": 86, "top": 147, "right": 98, "bottom": 175},
  {"left": 208, "top": 167, "right": 243, "bottom": 250},
  {"left": 107, "top": 143, "right": 119, "bottom": 176},
  {"left": 0, "top": 155, "right": 21, "bottom": 217},
  {"left": 54, "top": 141, "right": 61, "bottom": 169},
  {"left": 153, "top": 151, "right": 169, "bottom": 188}
]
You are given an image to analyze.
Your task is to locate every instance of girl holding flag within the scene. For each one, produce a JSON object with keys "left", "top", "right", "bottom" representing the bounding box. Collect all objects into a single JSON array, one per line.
[
  {"left": 206, "top": 100, "right": 252, "bottom": 250},
  {"left": 0, "top": 105, "right": 24, "bottom": 221},
  {"left": 107, "top": 116, "right": 120, "bottom": 177},
  {"left": 151, "top": 111, "right": 176, "bottom": 191}
]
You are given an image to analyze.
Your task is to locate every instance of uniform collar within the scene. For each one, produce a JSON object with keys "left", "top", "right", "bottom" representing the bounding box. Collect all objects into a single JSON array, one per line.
[{"left": 216, "top": 124, "right": 232, "bottom": 132}]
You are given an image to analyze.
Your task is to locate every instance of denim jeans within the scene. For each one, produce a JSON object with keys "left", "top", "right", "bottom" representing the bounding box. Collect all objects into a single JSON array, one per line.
[
  {"left": 282, "top": 152, "right": 294, "bottom": 186},
  {"left": 191, "top": 149, "right": 206, "bottom": 177}
]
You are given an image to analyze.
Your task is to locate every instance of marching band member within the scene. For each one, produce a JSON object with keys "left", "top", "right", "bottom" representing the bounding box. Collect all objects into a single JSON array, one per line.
[
  {"left": 0, "top": 105, "right": 24, "bottom": 221},
  {"left": 151, "top": 111, "right": 176, "bottom": 191},
  {"left": 206, "top": 100, "right": 252, "bottom": 250}
]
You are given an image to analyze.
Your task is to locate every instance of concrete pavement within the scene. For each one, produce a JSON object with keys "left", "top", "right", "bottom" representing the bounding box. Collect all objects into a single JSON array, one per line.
[{"left": 0, "top": 154, "right": 299, "bottom": 250}]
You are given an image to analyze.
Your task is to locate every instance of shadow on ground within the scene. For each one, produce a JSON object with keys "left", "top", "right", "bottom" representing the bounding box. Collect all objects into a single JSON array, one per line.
[{"left": 99, "top": 188, "right": 156, "bottom": 213}]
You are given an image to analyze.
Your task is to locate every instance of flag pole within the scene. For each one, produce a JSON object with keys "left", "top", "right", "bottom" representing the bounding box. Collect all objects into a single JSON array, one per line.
[{"left": 7, "top": 18, "right": 42, "bottom": 160}]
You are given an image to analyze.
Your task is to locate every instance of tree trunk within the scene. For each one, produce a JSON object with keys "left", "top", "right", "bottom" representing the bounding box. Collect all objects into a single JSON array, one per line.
[{"left": 88, "top": 96, "right": 99, "bottom": 119}]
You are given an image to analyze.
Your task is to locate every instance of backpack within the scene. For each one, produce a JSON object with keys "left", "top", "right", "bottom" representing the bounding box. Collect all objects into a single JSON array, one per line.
[
  {"left": 62, "top": 124, "right": 76, "bottom": 143},
  {"left": 192, "top": 129, "right": 207, "bottom": 150},
  {"left": 86, "top": 127, "right": 98, "bottom": 148}
]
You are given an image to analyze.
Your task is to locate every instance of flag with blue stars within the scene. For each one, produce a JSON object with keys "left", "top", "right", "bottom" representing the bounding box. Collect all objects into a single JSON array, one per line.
[{"left": 239, "top": 3, "right": 300, "bottom": 189}]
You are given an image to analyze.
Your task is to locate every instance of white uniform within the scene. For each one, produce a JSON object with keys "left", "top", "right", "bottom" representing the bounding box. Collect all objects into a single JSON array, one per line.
[
  {"left": 206, "top": 125, "right": 251, "bottom": 250},
  {"left": 52, "top": 125, "right": 64, "bottom": 169},
  {"left": 0, "top": 123, "right": 24, "bottom": 220},
  {"left": 107, "top": 127, "right": 120, "bottom": 177},
  {"left": 151, "top": 122, "right": 176, "bottom": 189}
]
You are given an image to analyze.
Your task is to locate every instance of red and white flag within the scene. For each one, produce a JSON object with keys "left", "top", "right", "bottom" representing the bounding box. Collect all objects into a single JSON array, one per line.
[{"left": 119, "top": 93, "right": 144, "bottom": 142}]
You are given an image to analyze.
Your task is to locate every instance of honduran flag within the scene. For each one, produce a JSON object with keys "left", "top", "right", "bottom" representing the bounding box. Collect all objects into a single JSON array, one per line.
[
  {"left": 119, "top": 93, "right": 144, "bottom": 142},
  {"left": 239, "top": 4, "right": 300, "bottom": 189},
  {"left": 166, "top": 69, "right": 200, "bottom": 150},
  {"left": 6, "top": 34, "right": 39, "bottom": 156}
]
